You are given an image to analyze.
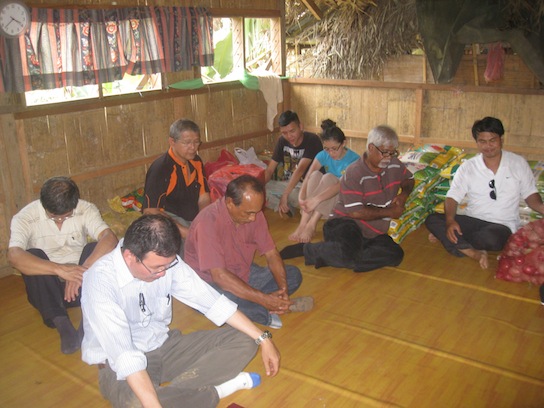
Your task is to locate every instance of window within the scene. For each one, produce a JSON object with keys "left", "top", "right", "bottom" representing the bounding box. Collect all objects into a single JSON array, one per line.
[
  {"left": 202, "top": 16, "right": 281, "bottom": 84},
  {"left": 1, "top": 6, "right": 213, "bottom": 105},
  {"left": 25, "top": 73, "right": 161, "bottom": 106}
]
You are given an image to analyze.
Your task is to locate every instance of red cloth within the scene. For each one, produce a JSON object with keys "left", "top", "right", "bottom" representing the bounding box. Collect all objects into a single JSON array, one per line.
[{"left": 484, "top": 43, "right": 505, "bottom": 83}]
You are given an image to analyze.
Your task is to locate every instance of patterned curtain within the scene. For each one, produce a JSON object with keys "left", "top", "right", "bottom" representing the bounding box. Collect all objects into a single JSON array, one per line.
[{"left": 0, "top": 6, "right": 213, "bottom": 93}]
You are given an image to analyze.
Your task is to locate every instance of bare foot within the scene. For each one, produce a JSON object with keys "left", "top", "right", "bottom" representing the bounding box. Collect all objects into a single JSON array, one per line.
[
  {"left": 288, "top": 231, "right": 301, "bottom": 242},
  {"left": 288, "top": 225, "right": 304, "bottom": 242},
  {"left": 428, "top": 233, "right": 439, "bottom": 243},
  {"left": 297, "top": 223, "right": 316, "bottom": 243},
  {"left": 461, "top": 248, "right": 489, "bottom": 269}
]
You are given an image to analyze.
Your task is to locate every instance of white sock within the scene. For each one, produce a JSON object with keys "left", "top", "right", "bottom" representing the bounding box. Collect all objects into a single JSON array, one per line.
[{"left": 214, "top": 372, "right": 261, "bottom": 399}]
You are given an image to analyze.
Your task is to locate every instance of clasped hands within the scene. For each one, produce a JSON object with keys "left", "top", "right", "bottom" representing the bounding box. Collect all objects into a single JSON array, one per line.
[{"left": 263, "top": 288, "right": 292, "bottom": 315}]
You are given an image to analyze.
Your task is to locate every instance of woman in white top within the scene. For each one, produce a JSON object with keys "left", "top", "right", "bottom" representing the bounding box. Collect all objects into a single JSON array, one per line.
[{"left": 289, "top": 119, "right": 360, "bottom": 243}]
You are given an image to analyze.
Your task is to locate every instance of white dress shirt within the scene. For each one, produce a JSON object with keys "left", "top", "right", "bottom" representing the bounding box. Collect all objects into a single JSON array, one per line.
[{"left": 81, "top": 240, "right": 238, "bottom": 380}]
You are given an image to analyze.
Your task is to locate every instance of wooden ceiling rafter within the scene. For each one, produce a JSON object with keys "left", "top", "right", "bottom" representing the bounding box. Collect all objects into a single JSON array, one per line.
[{"left": 300, "top": 0, "right": 323, "bottom": 20}]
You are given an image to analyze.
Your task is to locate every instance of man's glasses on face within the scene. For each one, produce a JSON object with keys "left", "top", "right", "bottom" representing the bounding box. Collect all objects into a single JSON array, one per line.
[
  {"left": 489, "top": 179, "right": 497, "bottom": 200},
  {"left": 371, "top": 144, "right": 399, "bottom": 158},
  {"left": 47, "top": 211, "right": 74, "bottom": 223},
  {"left": 138, "top": 257, "right": 179, "bottom": 275}
]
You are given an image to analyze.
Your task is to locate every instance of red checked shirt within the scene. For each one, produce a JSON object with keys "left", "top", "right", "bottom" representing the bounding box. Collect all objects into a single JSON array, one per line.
[{"left": 332, "top": 154, "right": 413, "bottom": 238}]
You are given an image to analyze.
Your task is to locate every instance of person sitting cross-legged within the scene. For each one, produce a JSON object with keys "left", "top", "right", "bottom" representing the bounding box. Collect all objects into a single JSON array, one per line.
[
  {"left": 81, "top": 214, "right": 281, "bottom": 408},
  {"left": 185, "top": 175, "right": 314, "bottom": 330},
  {"left": 425, "top": 116, "right": 544, "bottom": 269}
]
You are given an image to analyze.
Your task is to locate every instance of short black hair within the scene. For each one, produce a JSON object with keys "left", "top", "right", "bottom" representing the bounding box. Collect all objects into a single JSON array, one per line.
[
  {"left": 122, "top": 214, "right": 181, "bottom": 260},
  {"left": 471, "top": 117, "right": 504, "bottom": 140},
  {"left": 169, "top": 118, "right": 200, "bottom": 141},
  {"left": 40, "top": 176, "right": 80, "bottom": 214},
  {"left": 225, "top": 175, "right": 265, "bottom": 206},
  {"left": 278, "top": 110, "right": 300, "bottom": 127}
]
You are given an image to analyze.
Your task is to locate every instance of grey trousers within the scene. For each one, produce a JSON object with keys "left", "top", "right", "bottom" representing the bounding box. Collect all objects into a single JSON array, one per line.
[{"left": 98, "top": 327, "right": 258, "bottom": 408}]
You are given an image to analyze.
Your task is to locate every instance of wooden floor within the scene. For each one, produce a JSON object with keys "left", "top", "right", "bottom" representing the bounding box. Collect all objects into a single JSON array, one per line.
[{"left": 1, "top": 209, "right": 543, "bottom": 407}]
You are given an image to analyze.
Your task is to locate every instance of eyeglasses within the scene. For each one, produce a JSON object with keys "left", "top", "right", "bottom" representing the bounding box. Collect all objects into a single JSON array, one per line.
[
  {"left": 47, "top": 211, "right": 74, "bottom": 223},
  {"left": 489, "top": 179, "right": 497, "bottom": 200},
  {"left": 371, "top": 144, "right": 399, "bottom": 158},
  {"left": 137, "top": 257, "right": 179, "bottom": 275},
  {"left": 323, "top": 144, "right": 344, "bottom": 153},
  {"left": 178, "top": 140, "right": 202, "bottom": 147},
  {"left": 139, "top": 293, "right": 153, "bottom": 327}
]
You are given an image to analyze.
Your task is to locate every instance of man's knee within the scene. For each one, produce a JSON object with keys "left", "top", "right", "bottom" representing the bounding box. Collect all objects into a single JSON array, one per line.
[
  {"left": 27, "top": 248, "right": 49, "bottom": 259},
  {"left": 285, "top": 265, "right": 302, "bottom": 292}
]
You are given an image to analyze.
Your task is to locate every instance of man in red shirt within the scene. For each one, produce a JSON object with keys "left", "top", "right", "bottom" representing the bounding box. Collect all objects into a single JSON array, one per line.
[{"left": 185, "top": 175, "right": 313, "bottom": 329}]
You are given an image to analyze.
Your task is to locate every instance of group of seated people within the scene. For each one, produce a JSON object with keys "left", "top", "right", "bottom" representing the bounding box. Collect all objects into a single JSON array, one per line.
[{"left": 7, "top": 110, "right": 544, "bottom": 408}]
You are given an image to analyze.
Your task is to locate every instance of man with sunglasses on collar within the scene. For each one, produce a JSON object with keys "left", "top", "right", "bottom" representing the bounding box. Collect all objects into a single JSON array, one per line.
[
  {"left": 8, "top": 176, "right": 118, "bottom": 354},
  {"left": 425, "top": 116, "right": 544, "bottom": 269},
  {"left": 281, "top": 125, "right": 414, "bottom": 273}
]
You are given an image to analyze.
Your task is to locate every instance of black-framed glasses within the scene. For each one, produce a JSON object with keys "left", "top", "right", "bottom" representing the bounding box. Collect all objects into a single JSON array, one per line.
[
  {"left": 489, "top": 179, "right": 497, "bottom": 200},
  {"left": 371, "top": 143, "right": 399, "bottom": 158},
  {"left": 139, "top": 293, "right": 153, "bottom": 327},
  {"left": 137, "top": 257, "right": 179, "bottom": 275}
]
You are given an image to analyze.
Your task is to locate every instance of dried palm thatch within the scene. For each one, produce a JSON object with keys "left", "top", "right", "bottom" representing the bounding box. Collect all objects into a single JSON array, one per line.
[
  {"left": 287, "top": 0, "right": 421, "bottom": 80},
  {"left": 500, "top": 0, "right": 544, "bottom": 33}
]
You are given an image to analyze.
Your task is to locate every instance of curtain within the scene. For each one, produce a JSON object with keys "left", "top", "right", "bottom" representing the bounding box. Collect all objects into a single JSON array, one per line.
[{"left": 0, "top": 6, "right": 213, "bottom": 93}]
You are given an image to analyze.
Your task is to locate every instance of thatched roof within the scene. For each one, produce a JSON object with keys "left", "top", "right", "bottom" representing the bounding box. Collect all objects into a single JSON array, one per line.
[
  {"left": 286, "top": 0, "right": 420, "bottom": 80},
  {"left": 286, "top": 0, "right": 544, "bottom": 83}
]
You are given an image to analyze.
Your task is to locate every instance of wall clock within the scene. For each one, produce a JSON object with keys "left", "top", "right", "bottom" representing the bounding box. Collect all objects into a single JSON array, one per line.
[{"left": 0, "top": 0, "right": 30, "bottom": 38}]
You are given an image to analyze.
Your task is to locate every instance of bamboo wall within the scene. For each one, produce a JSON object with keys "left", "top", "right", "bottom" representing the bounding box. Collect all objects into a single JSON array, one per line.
[
  {"left": 1, "top": 1, "right": 543, "bottom": 277},
  {"left": 0, "top": 0, "right": 283, "bottom": 277},
  {"left": 289, "top": 55, "right": 544, "bottom": 161}
]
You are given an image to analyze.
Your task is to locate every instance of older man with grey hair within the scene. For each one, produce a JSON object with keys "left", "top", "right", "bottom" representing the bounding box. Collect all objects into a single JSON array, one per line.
[{"left": 281, "top": 125, "right": 414, "bottom": 272}]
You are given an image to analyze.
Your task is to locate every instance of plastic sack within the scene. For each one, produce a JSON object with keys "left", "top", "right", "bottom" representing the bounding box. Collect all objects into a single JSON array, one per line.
[
  {"left": 234, "top": 147, "right": 267, "bottom": 169},
  {"left": 208, "top": 164, "right": 266, "bottom": 202},
  {"left": 204, "top": 149, "right": 238, "bottom": 177},
  {"left": 495, "top": 219, "right": 544, "bottom": 285}
]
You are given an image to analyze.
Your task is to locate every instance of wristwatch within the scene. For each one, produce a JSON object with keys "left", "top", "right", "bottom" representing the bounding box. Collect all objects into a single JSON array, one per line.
[{"left": 255, "top": 330, "right": 272, "bottom": 345}]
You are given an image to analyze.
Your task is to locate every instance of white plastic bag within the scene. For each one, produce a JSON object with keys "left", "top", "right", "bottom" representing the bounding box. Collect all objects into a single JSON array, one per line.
[{"left": 234, "top": 147, "right": 267, "bottom": 169}]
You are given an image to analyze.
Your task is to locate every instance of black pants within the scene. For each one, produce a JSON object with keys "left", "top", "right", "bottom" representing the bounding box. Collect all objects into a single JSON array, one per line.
[
  {"left": 425, "top": 213, "right": 511, "bottom": 257},
  {"left": 303, "top": 234, "right": 404, "bottom": 273},
  {"left": 22, "top": 243, "right": 96, "bottom": 327}
]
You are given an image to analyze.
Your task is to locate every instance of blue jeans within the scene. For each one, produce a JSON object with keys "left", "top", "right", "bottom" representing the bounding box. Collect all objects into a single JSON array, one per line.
[{"left": 211, "top": 263, "right": 302, "bottom": 326}]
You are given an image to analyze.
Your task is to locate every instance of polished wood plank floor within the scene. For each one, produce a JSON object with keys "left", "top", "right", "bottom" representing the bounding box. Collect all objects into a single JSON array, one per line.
[{"left": 1, "top": 209, "right": 543, "bottom": 407}]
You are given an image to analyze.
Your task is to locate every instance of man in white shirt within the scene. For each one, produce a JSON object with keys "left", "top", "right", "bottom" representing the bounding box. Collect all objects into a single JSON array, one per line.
[
  {"left": 81, "top": 214, "right": 280, "bottom": 408},
  {"left": 8, "top": 176, "right": 118, "bottom": 354},
  {"left": 425, "top": 117, "right": 544, "bottom": 269}
]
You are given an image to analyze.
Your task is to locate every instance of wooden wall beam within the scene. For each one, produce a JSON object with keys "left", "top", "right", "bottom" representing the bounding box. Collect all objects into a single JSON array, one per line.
[{"left": 288, "top": 77, "right": 544, "bottom": 96}]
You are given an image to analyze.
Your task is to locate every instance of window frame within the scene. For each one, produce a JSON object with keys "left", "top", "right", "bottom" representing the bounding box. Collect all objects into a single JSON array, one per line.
[{"left": 17, "top": 8, "right": 283, "bottom": 111}]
